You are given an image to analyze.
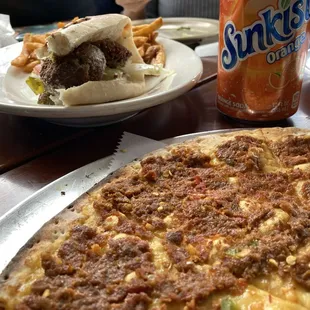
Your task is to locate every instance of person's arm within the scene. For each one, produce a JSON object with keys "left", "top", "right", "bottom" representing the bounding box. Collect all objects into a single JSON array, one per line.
[
  {"left": 122, "top": 7, "right": 145, "bottom": 19},
  {"left": 115, "top": 0, "right": 150, "bottom": 20}
]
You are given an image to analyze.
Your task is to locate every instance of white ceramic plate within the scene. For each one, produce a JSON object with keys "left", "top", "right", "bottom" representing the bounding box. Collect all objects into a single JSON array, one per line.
[
  {"left": 133, "top": 17, "right": 219, "bottom": 43},
  {"left": 0, "top": 38, "right": 202, "bottom": 127}
]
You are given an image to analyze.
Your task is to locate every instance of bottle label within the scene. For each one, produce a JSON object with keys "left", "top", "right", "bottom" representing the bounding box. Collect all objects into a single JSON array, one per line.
[{"left": 222, "top": 0, "right": 310, "bottom": 71}]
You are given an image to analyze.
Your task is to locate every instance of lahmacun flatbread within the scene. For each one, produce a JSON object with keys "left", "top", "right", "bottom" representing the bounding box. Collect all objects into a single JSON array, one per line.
[{"left": 1, "top": 128, "right": 310, "bottom": 309}]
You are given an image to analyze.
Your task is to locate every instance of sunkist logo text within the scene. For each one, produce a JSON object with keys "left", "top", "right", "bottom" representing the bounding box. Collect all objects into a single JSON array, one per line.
[{"left": 221, "top": 0, "right": 309, "bottom": 71}]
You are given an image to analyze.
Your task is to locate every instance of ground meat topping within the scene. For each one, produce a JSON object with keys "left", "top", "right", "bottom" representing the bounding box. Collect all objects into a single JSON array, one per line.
[
  {"left": 93, "top": 38, "right": 132, "bottom": 68},
  {"left": 14, "top": 136, "right": 310, "bottom": 309},
  {"left": 270, "top": 136, "right": 310, "bottom": 167},
  {"left": 302, "top": 182, "right": 310, "bottom": 200},
  {"left": 291, "top": 252, "right": 310, "bottom": 288},
  {"left": 216, "top": 136, "right": 264, "bottom": 171},
  {"left": 40, "top": 43, "right": 106, "bottom": 89},
  {"left": 166, "top": 231, "right": 183, "bottom": 245}
]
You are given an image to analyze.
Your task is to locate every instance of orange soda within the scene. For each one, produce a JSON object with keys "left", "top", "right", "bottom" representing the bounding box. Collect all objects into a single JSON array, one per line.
[{"left": 217, "top": 0, "right": 310, "bottom": 121}]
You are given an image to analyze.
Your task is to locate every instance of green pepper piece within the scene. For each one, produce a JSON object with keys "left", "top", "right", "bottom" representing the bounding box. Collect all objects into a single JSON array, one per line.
[{"left": 26, "top": 77, "right": 44, "bottom": 95}]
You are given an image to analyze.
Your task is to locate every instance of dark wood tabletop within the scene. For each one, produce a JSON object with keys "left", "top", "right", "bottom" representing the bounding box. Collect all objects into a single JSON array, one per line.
[{"left": 1, "top": 55, "right": 310, "bottom": 215}]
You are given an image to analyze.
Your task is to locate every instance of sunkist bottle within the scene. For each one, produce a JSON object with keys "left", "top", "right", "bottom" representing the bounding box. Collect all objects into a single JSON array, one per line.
[{"left": 217, "top": 0, "right": 310, "bottom": 122}]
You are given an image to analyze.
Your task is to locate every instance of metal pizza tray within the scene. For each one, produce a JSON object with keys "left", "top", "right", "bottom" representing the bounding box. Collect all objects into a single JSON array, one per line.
[{"left": 0, "top": 129, "right": 246, "bottom": 273}]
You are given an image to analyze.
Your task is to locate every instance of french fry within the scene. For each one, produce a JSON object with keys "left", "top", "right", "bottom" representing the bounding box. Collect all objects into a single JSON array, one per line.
[
  {"left": 23, "top": 60, "right": 40, "bottom": 73},
  {"left": 32, "top": 34, "right": 47, "bottom": 44},
  {"left": 133, "top": 17, "right": 163, "bottom": 37},
  {"left": 57, "top": 21, "right": 66, "bottom": 28},
  {"left": 11, "top": 16, "right": 82, "bottom": 73},
  {"left": 133, "top": 18, "right": 166, "bottom": 66},
  {"left": 132, "top": 24, "right": 148, "bottom": 32},
  {"left": 133, "top": 36, "right": 149, "bottom": 48},
  {"left": 144, "top": 45, "right": 160, "bottom": 64},
  {"left": 143, "top": 43, "right": 151, "bottom": 51},
  {"left": 151, "top": 44, "right": 166, "bottom": 66},
  {"left": 11, "top": 37, "right": 31, "bottom": 67},
  {"left": 11, "top": 55, "right": 28, "bottom": 67},
  {"left": 24, "top": 42, "right": 44, "bottom": 52},
  {"left": 23, "top": 33, "right": 32, "bottom": 43},
  {"left": 138, "top": 46, "right": 145, "bottom": 57},
  {"left": 30, "top": 50, "right": 38, "bottom": 59},
  {"left": 148, "top": 32, "right": 158, "bottom": 44}
]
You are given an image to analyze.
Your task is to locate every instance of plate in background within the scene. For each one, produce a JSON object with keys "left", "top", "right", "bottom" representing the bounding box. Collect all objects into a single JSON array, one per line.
[{"left": 133, "top": 17, "right": 219, "bottom": 43}]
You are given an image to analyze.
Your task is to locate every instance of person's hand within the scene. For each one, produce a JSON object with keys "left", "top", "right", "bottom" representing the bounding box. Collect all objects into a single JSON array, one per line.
[{"left": 116, "top": 0, "right": 150, "bottom": 19}]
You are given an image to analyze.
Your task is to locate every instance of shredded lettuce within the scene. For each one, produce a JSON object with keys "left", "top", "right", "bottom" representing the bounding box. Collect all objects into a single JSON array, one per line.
[
  {"left": 123, "top": 63, "right": 166, "bottom": 76},
  {"left": 122, "top": 63, "right": 174, "bottom": 82},
  {"left": 102, "top": 64, "right": 168, "bottom": 81},
  {"left": 26, "top": 76, "right": 44, "bottom": 95},
  {"left": 102, "top": 64, "right": 167, "bottom": 81},
  {"left": 103, "top": 68, "right": 124, "bottom": 80}
]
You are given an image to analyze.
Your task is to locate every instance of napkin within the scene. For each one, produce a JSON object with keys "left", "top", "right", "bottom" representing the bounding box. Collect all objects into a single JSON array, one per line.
[
  {"left": 0, "top": 14, "right": 17, "bottom": 48},
  {"left": 107, "top": 132, "right": 167, "bottom": 175}
]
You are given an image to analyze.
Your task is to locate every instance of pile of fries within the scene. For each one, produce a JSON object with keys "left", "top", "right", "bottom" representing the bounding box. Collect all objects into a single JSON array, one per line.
[
  {"left": 132, "top": 17, "right": 165, "bottom": 66},
  {"left": 11, "top": 33, "right": 47, "bottom": 73},
  {"left": 10, "top": 19, "right": 78, "bottom": 73},
  {"left": 11, "top": 16, "right": 165, "bottom": 73}
]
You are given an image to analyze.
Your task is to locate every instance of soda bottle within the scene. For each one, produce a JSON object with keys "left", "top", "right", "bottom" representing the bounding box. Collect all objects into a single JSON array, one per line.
[{"left": 217, "top": 0, "right": 310, "bottom": 122}]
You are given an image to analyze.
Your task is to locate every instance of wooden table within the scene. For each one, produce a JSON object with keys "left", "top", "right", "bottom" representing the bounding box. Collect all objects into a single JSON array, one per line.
[{"left": 1, "top": 56, "right": 310, "bottom": 216}]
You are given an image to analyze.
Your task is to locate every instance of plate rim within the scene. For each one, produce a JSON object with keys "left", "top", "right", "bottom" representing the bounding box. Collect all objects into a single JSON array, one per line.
[{"left": 0, "top": 38, "right": 203, "bottom": 119}]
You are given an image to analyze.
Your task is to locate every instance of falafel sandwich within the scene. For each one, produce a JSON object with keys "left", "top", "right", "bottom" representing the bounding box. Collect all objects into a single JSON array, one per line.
[{"left": 27, "top": 14, "right": 170, "bottom": 106}]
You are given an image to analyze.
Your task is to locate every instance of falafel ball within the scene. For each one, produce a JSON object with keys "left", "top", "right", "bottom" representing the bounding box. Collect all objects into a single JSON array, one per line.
[
  {"left": 40, "top": 43, "right": 106, "bottom": 89},
  {"left": 93, "top": 38, "right": 132, "bottom": 68}
]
